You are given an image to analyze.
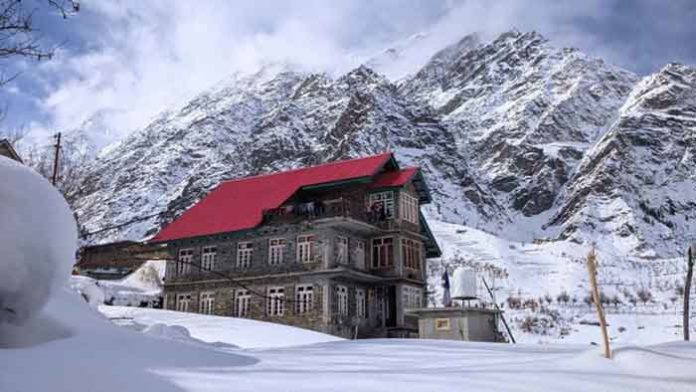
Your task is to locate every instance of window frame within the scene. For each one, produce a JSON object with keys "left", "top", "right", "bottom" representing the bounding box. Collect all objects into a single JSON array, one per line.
[
  {"left": 177, "top": 248, "right": 194, "bottom": 276},
  {"left": 356, "top": 288, "right": 366, "bottom": 319},
  {"left": 234, "top": 289, "right": 251, "bottom": 318},
  {"left": 267, "top": 286, "right": 285, "bottom": 317},
  {"left": 201, "top": 246, "right": 217, "bottom": 271},
  {"left": 295, "top": 284, "right": 314, "bottom": 314},
  {"left": 199, "top": 291, "right": 215, "bottom": 315},
  {"left": 354, "top": 240, "right": 366, "bottom": 269},
  {"left": 268, "top": 238, "right": 287, "bottom": 265},
  {"left": 175, "top": 292, "right": 192, "bottom": 312},
  {"left": 368, "top": 191, "right": 395, "bottom": 218},
  {"left": 371, "top": 237, "right": 394, "bottom": 268},
  {"left": 336, "top": 236, "right": 349, "bottom": 264},
  {"left": 336, "top": 285, "right": 349, "bottom": 316},
  {"left": 402, "top": 285, "right": 423, "bottom": 309},
  {"left": 297, "top": 234, "right": 314, "bottom": 263},
  {"left": 399, "top": 192, "right": 419, "bottom": 224},
  {"left": 236, "top": 242, "right": 253, "bottom": 268},
  {"left": 401, "top": 238, "right": 422, "bottom": 270},
  {"left": 435, "top": 318, "right": 451, "bottom": 331}
]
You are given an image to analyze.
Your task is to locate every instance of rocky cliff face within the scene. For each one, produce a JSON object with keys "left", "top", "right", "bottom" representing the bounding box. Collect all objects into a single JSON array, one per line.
[
  {"left": 548, "top": 64, "right": 696, "bottom": 256},
  {"left": 70, "top": 31, "right": 696, "bottom": 258}
]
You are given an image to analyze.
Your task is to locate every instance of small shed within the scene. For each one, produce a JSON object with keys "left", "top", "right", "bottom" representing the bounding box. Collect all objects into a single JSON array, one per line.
[
  {"left": 0, "top": 139, "right": 23, "bottom": 163},
  {"left": 407, "top": 307, "right": 504, "bottom": 342},
  {"left": 77, "top": 241, "right": 168, "bottom": 280}
]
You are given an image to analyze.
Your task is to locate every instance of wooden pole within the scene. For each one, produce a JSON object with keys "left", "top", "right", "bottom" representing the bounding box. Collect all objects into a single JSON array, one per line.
[
  {"left": 685, "top": 244, "right": 694, "bottom": 341},
  {"left": 586, "top": 247, "right": 611, "bottom": 359},
  {"left": 51, "top": 132, "right": 61, "bottom": 185}
]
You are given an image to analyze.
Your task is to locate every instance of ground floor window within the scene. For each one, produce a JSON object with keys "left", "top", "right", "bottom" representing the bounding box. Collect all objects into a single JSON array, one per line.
[
  {"left": 336, "top": 285, "right": 348, "bottom": 316},
  {"left": 402, "top": 286, "right": 423, "bottom": 309},
  {"left": 234, "top": 289, "right": 251, "bottom": 317},
  {"left": 267, "top": 287, "right": 285, "bottom": 316},
  {"left": 199, "top": 291, "right": 215, "bottom": 315},
  {"left": 176, "top": 293, "right": 192, "bottom": 312},
  {"left": 295, "top": 285, "right": 314, "bottom": 314},
  {"left": 356, "top": 288, "right": 366, "bottom": 319}
]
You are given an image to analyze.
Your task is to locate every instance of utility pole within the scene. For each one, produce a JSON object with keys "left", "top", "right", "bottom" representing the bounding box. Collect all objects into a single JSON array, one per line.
[
  {"left": 51, "top": 132, "right": 61, "bottom": 185},
  {"left": 685, "top": 243, "right": 694, "bottom": 341}
]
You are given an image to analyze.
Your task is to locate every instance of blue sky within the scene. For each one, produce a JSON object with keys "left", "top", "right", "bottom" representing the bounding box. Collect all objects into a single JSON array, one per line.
[{"left": 1, "top": 0, "right": 694, "bottom": 146}]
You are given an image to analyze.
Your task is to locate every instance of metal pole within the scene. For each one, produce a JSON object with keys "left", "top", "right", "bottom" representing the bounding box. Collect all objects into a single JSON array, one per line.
[
  {"left": 51, "top": 132, "right": 61, "bottom": 185},
  {"left": 482, "top": 277, "right": 515, "bottom": 343}
]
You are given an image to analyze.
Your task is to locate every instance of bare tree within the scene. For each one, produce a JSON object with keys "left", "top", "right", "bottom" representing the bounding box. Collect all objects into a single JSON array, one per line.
[{"left": 0, "top": 0, "right": 79, "bottom": 85}]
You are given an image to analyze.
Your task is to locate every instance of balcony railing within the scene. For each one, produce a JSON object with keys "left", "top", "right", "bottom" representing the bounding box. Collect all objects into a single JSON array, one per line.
[{"left": 262, "top": 197, "right": 392, "bottom": 228}]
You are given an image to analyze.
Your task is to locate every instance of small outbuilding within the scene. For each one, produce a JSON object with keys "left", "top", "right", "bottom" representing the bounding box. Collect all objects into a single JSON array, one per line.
[
  {"left": 407, "top": 307, "right": 505, "bottom": 342},
  {"left": 0, "top": 139, "right": 22, "bottom": 163}
]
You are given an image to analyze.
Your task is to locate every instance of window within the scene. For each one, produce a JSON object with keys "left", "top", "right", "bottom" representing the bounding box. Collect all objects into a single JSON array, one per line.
[
  {"left": 435, "top": 318, "right": 451, "bottom": 331},
  {"left": 177, "top": 249, "right": 193, "bottom": 276},
  {"left": 268, "top": 238, "right": 286, "bottom": 265},
  {"left": 267, "top": 287, "right": 285, "bottom": 316},
  {"left": 295, "top": 285, "right": 314, "bottom": 314},
  {"left": 336, "top": 285, "right": 349, "bottom": 316},
  {"left": 234, "top": 289, "right": 251, "bottom": 317},
  {"left": 371, "top": 237, "right": 394, "bottom": 268},
  {"left": 401, "top": 239, "right": 422, "bottom": 270},
  {"left": 400, "top": 192, "right": 419, "bottom": 224},
  {"left": 199, "top": 291, "right": 215, "bottom": 315},
  {"left": 237, "top": 242, "right": 253, "bottom": 268},
  {"left": 402, "top": 286, "right": 423, "bottom": 309},
  {"left": 356, "top": 289, "right": 366, "bottom": 319},
  {"left": 368, "top": 191, "right": 394, "bottom": 218},
  {"left": 176, "top": 293, "right": 192, "bottom": 312},
  {"left": 354, "top": 241, "right": 366, "bottom": 269},
  {"left": 201, "top": 246, "right": 217, "bottom": 271},
  {"left": 297, "top": 235, "right": 314, "bottom": 263},
  {"left": 336, "top": 236, "right": 349, "bottom": 264}
]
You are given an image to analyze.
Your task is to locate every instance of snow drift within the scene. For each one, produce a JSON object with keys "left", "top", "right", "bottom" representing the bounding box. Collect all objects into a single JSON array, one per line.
[{"left": 0, "top": 156, "right": 77, "bottom": 324}]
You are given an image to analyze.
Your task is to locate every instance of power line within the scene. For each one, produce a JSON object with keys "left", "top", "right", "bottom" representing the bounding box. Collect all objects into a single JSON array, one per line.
[{"left": 79, "top": 192, "right": 204, "bottom": 239}]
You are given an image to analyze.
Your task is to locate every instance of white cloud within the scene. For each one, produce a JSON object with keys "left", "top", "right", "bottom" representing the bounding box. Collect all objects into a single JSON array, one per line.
[
  {"left": 15, "top": 0, "right": 694, "bottom": 148},
  {"left": 25, "top": 0, "right": 455, "bottom": 146}
]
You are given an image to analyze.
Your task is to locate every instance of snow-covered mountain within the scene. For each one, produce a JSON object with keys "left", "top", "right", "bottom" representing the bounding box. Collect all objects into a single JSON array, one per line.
[{"left": 70, "top": 30, "right": 695, "bottom": 262}]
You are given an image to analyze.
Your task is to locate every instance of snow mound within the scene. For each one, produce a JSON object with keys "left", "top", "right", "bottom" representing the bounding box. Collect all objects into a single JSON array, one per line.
[
  {"left": 143, "top": 323, "right": 192, "bottom": 341},
  {"left": 100, "top": 305, "right": 342, "bottom": 349},
  {"left": 0, "top": 157, "right": 77, "bottom": 324}
]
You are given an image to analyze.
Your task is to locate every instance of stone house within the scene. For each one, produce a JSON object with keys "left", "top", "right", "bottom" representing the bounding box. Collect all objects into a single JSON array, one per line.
[
  {"left": 0, "top": 139, "right": 22, "bottom": 163},
  {"left": 152, "top": 153, "right": 441, "bottom": 339}
]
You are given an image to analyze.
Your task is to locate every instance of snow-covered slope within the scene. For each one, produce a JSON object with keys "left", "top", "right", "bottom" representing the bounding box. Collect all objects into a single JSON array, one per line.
[
  {"left": 3, "top": 287, "right": 696, "bottom": 392},
  {"left": 427, "top": 220, "right": 692, "bottom": 344}
]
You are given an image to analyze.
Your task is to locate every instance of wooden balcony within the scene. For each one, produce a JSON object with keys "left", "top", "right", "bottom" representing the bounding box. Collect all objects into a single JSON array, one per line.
[{"left": 262, "top": 198, "right": 392, "bottom": 234}]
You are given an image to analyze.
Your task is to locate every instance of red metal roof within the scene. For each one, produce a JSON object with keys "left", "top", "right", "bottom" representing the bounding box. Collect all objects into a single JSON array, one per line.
[
  {"left": 370, "top": 167, "right": 418, "bottom": 189},
  {"left": 152, "top": 153, "right": 409, "bottom": 242}
]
